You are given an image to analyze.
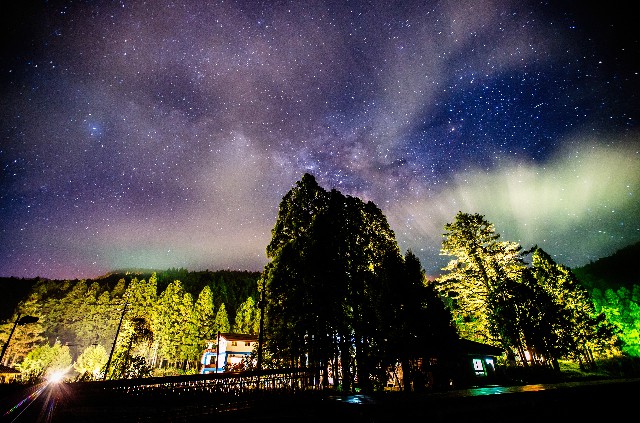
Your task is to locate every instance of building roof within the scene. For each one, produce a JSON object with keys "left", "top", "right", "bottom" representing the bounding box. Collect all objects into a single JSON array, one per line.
[
  {"left": 0, "top": 365, "right": 20, "bottom": 375},
  {"left": 457, "top": 339, "right": 504, "bottom": 356},
  {"left": 221, "top": 333, "right": 259, "bottom": 341},
  {"left": 204, "top": 333, "right": 259, "bottom": 343}
]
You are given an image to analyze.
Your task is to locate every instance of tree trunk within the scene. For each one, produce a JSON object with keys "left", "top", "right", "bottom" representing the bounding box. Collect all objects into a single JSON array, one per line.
[{"left": 401, "top": 358, "right": 411, "bottom": 392}]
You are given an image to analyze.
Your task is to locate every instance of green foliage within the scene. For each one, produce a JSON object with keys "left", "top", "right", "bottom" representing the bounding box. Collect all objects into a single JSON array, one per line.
[
  {"left": 437, "top": 211, "right": 622, "bottom": 370},
  {"left": 125, "top": 274, "right": 158, "bottom": 319},
  {"left": 154, "top": 280, "right": 194, "bottom": 365},
  {"left": 263, "top": 173, "right": 454, "bottom": 392},
  {"left": 1, "top": 300, "right": 45, "bottom": 367},
  {"left": 17, "top": 341, "right": 72, "bottom": 381},
  {"left": 233, "top": 296, "right": 260, "bottom": 334},
  {"left": 529, "top": 247, "right": 619, "bottom": 367},
  {"left": 74, "top": 344, "right": 108, "bottom": 380},
  {"left": 157, "top": 268, "right": 260, "bottom": 323},
  {"left": 194, "top": 285, "right": 216, "bottom": 342},
  {"left": 436, "top": 211, "right": 525, "bottom": 344},
  {"left": 2, "top": 269, "right": 259, "bottom": 379},
  {"left": 592, "top": 285, "right": 640, "bottom": 357},
  {"left": 213, "top": 303, "right": 231, "bottom": 334}
]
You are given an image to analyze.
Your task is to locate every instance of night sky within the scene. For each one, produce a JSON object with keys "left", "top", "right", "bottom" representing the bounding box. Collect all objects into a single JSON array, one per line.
[{"left": 1, "top": 1, "right": 638, "bottom": 280}]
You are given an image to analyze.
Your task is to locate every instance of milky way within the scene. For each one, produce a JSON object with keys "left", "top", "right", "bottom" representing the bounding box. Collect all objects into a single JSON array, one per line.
[{"left": 1, "top": 1, "right": 638, "bottom": 280}]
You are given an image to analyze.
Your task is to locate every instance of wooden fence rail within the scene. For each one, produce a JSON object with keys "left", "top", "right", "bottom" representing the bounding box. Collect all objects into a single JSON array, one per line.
[{"left": 52, "top": 367, "right": 323, "bottom": 407}]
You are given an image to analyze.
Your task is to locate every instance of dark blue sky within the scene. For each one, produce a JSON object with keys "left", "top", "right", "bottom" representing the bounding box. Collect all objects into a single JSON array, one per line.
[{"left": 1, "top": 0, "right": 638, "bottom": 279}]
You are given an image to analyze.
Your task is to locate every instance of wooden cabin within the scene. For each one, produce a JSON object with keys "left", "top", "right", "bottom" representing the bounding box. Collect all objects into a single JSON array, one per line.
[{"left": 0, "top": 365, "right": 20, "bottom": 384}]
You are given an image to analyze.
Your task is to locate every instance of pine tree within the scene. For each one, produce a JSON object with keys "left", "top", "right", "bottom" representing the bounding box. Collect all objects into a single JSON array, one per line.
[
  {"left": 154, "top": 280, "right": 190, "bottom": 366},
  {"left": 125, "top": 274, "right": 158, "bottom": 319},
  {"left": 194, "top": 286, "right": 216, "bottom": 341},
  {"left": 436, "top": 211, "right": 525, "bottom": 345},
  {"left": 529, "top": 247, "right": 620, "bottom": 368},
  {"left": 213, "top": 303, "right": 230, "bottom": 334},
  {"left": 233, "top": 296, "right": 259, "bottom": 334}
]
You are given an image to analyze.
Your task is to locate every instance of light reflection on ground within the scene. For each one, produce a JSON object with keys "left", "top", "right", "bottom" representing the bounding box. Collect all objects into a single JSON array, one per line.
[
  {"left": 328, "top": 378, "right": 640, "bottom": 404},
  {"left": 328, "top": 394, "right": 376, "bottom": 404}
]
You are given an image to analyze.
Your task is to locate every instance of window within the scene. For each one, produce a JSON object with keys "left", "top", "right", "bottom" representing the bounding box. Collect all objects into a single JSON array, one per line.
[
  {"left": 231, "top": 341, "right": 237, "bottom": 346},
  {"left": 473, "top": 358, "right": 486, "bottom": 376},
  {"left": 245, "top": 341, "right": 251, "bottom": 347},
  {"left": 485, "top": 357, "right": 495, "bottom": 372}
]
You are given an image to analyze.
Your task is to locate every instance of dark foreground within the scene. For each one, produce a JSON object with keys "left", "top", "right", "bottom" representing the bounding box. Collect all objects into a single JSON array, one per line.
[{"left": 3, "top": 378, "right": 639, "bottom": 422}]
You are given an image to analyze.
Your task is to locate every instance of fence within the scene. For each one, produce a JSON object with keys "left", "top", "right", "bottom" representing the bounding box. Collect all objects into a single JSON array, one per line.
[{"left": 52, "top": 367, "right": 323, "bottom": 409}]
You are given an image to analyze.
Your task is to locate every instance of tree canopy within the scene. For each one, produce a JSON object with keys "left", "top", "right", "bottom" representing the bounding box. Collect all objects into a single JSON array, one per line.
[
  {"left": 262, "top": 173, "right": 457, "bottom": 392},
  {"left": 436, "top": 211, "right": 621, "bottom": 370}
]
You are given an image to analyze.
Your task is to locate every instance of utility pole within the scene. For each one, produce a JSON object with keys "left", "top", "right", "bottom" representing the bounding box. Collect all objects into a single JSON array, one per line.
[
  {"left": 103, "top": 302, "right": 128, "bottom": 381},
  {"left": 257, "top": 283, "right": 265, "bottom": 389},
  {"left": 257, "top": 287, "right": 265, "bottom": 373},
  {"left": 215, "top": 331, "right": 221, "bottom": 373}
]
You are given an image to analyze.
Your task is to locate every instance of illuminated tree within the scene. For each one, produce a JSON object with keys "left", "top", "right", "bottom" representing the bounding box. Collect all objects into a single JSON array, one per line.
[
  {"left": 17, "top": 340, "right": 72, "bottom": 381},
  {"left": 488, "top": 268, "right": 566, "bottom": 368},
  {"left": 94, "top": 290, "right": 118, "bottom": 349},
  {"left": 1, "top": 297, "right": 45, "bottom": 367},
  {"left": 529, "top": 247, "right": 620, "bottom": 368},
  {"left": 154, "top": 280, "right": 193, "bottom": 367},
  {"left": 213, "top": 303, "right": 230, "bottom": 334},
  {"left": 591, "top": 285, "right": 640, "bottom": 357},
  {"left": 107, "top": 317, "right": 154, "bottom": 379},
  {"left": 112, "top": 278, "right": 127, "bottom": 298},
  {"left": 74, "top": 344, "right": 108, "bottom": 380},
  {"left": 125, "top": 274, "right": 158, "bottom": 319},
  {"left": 436, "top": 212, "right": 525, "bottom": 345},
  {"left": 233, "top": 296, "right": 259, "bottom": 334},
  {"left": 194, "top": 285, "right": 216, "bottom": 341},
  {"left": 178, "top": 292, "right": 199, "bottom": 368}
]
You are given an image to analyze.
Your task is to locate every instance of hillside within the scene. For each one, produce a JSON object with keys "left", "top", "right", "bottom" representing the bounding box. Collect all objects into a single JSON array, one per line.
[
  {"left": 0, "top": 269, "right": 261, "bottom": 323},
  {"left": 573, "top": 241, "right": 640, "bottom": 292},
  {"left": 0, "top": 277, "right": 39, "bottom": 321}
]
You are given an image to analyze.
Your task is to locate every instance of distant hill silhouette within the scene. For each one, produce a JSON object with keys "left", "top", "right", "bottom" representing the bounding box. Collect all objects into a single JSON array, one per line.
[
  {"left": 573, "top": 241, "right": 640, "bottom": 292},
  {"left": 0, "top": 277, "right": 39, "bottom": 321}
]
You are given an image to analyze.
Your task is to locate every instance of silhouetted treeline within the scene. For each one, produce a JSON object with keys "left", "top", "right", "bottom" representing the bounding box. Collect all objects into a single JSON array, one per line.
[{"left": 573, "top": 241, "right": 640, "bottom": 291}]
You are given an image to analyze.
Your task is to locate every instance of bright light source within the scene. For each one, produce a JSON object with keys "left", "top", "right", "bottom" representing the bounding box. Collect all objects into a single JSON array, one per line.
[{"left": 47, "top": 370, "right": 66, "bottom": 384}]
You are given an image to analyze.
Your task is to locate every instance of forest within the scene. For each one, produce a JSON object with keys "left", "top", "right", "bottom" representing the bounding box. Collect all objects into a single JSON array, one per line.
[
  {"left": 1, "top": 173, "right": 639, "bottom": 389},
  {"left": 0, "top": 269, "right": 261, "bottom": 380}
]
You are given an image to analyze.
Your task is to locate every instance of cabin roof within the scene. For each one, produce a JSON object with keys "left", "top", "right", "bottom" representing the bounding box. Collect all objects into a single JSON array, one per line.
[
  {"left": 457, "top": 338, "right": 504, "bottom": 356},
  {"left": 0, "top": 365, "right": 20, "bottom": 375}
]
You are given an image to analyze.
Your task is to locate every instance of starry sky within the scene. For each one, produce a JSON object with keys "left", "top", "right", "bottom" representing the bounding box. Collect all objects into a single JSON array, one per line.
[{"left": 1, "top": 0, "right": 639, "bottom": 280}]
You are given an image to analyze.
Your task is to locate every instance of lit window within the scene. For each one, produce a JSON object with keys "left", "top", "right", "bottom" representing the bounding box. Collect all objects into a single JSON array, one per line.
[
  {"left": 231, "top": 341, "right": 237, "bottom": 346},
  {"left": 485, "top": 357, "right": 495, "bottom": 371},
  {"left": 473, "top": 358, "right": 486, "bottom": 376}
]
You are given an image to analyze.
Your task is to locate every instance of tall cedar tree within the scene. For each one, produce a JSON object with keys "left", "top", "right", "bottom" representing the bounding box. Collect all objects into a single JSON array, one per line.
[
  {"left": 153, "top": 280, "right": 195, "bottom": 367},
  {"left": 263, "top": 174, "right": 456, "bottom": 392},
  {"left": 233, "top": 296, "right": 260, "bottom": 334},
  {"left": 194, "top": 285, "right": 216, "bottom": 342}
]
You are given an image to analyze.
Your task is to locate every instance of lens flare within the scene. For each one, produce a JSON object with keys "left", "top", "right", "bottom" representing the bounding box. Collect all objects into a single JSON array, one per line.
[{"left": 47, "top": 370, "right": 66, "bottom": 384}]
